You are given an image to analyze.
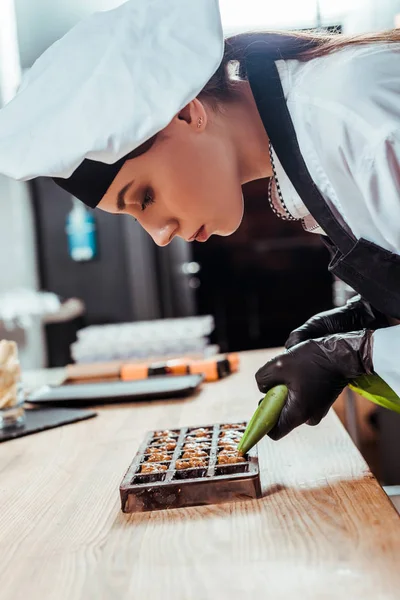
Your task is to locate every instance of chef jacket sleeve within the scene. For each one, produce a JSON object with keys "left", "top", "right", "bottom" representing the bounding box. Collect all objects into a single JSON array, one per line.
[
  {"left": 354, "top": 128, "right": 400, "bottom": 253},
  {"left": 373, "top": 326, "right": 400, "bottom": 397},
  {"left": 355, "top": 128, "right": 400, "bottom": 395}
]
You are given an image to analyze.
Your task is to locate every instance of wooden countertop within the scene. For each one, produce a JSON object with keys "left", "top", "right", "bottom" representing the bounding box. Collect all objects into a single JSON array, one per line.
[{"left": 2, "top": 349, "right": 400, "bottom": 599}]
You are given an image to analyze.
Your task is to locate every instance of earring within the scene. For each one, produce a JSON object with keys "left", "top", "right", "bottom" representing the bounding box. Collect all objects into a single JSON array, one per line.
[{"left": 197, "top": 117, "right": 203, "bottom": 129}]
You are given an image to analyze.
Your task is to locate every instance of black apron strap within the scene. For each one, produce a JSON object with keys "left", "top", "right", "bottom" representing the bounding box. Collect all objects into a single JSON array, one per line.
[{"left": 244, "top": 46, "right": 355, "bottom": 254}]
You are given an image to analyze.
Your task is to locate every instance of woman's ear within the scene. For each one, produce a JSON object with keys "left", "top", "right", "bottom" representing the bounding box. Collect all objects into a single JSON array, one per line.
[{"left": 176, "top": 98, "right": 208, "bottom": 131}]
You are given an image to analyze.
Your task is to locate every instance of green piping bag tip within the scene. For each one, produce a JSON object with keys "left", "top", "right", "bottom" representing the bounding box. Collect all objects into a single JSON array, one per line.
[{"left": 238, "top": 384, "right": 288, "bottom": 455}]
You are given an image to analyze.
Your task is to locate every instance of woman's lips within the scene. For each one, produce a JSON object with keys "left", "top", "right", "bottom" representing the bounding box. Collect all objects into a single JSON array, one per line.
[
  {"left": 195, "top": 225, "right": 208, "bottom": 242},
  {"left": 189, "top": 225, "right": 208, "bottom": 242}
]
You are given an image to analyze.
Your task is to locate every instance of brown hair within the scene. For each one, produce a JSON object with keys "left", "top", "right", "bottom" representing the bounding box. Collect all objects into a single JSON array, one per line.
[
  {"left": 199, "top": 29, "right": 400, "bottom": 103},
  {"left": 131, "top": 29, "right": 400, "bottom": 155}
]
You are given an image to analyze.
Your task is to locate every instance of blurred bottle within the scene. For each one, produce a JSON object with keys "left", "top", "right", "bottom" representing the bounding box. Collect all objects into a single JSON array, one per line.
[{"left": 66, "top": 198, "right": 97, "bottom": 262}]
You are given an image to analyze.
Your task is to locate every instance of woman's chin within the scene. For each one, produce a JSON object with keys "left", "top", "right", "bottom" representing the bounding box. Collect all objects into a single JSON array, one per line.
[
  {"left": 215, "top": 222, "right": 243, "bottom": 238},
  {"left": 223, "top": 212, "right": 245, "bottom": 237},
  {"left": 210, "top": 203, "right": 245, "bottom": 238}
]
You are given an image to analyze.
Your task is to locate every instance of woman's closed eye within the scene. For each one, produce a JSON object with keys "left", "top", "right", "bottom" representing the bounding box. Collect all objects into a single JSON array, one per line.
[{"left": 141, "top": 188, "right": 155, "bottom": 211}]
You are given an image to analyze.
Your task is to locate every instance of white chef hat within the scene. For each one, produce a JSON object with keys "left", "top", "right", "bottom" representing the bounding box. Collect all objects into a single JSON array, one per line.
[{"left": 0, "top": 0, "right": 223, "bottom": 207}]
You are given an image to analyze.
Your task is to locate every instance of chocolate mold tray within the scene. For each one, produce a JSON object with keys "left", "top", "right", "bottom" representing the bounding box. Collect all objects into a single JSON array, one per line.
[{"left": 120, "top": 423, "right": 261, "bottom": 512}]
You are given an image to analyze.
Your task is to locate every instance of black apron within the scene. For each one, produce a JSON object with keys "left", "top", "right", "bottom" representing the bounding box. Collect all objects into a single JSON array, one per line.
[{"left": 245, "top": 48, "right": 400, "bottom": 320}]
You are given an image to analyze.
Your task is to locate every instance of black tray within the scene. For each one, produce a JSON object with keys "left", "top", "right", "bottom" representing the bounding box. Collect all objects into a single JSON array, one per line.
[
  {"left": 27, "top": 374, "right": 204, "bottom": 407},
  {"left": 0, "top": 407, "right": 97, "bottom": 443}
]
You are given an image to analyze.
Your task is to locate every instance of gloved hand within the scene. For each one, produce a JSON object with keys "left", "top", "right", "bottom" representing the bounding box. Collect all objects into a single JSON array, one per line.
[
  {"left": 256, "top": 330, "right": 374, "bottom": 440},
  {"left": 285, "top": 295, "right": 388, "bottom": 349}
]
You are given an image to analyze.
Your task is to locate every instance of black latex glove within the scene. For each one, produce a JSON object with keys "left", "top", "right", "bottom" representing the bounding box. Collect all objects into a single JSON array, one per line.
[
  {"left": 256, "top": 330, "right": 374, "bottom": 441},
  {"left": 285, "top": 295, "right": 389, "bottom": 349}
]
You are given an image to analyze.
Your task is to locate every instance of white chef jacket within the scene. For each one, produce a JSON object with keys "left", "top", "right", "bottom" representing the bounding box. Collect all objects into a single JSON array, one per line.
[{"left": 269, "top": 42, "right": 400, "bottom": 395}]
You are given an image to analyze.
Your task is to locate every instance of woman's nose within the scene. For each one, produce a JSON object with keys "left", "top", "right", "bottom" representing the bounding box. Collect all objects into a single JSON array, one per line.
[{"left": 151, "top": 221, "right": 179, "bottom": 247}]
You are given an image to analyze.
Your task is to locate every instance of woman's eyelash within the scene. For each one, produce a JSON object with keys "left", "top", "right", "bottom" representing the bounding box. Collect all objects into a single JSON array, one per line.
[{"left": 141, "top": 189, "right": 155, "bottom": 211}]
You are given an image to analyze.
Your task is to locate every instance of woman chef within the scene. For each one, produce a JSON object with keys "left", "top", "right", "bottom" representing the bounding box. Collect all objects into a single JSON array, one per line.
[{"left": 1, "top": 0, "right": 399, "bottom": 440}]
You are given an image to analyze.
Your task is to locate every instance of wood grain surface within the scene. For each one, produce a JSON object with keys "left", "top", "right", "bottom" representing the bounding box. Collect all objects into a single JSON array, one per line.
[{"left": 2, "top": 349, "right": 400, "bottom": 600}]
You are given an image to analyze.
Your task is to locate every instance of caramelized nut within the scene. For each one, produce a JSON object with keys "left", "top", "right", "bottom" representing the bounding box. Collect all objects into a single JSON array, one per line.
[
  {"left": 146, "top": 446, "right": 166, "bottom": 455},
  {"left": 219, "top": 430, "right": 243, "bottom": 439},
  {"left": 154, "top": 430, "right": 177, "bottom": 438},
  {"left": 185, "top": 436, "right": 210, "bottom": 443},
  {"left": 176, "top": 458, "right": 207, "bottom": 470},
  {"left": 217, "top": 454, "right": 246, "bottom": 465},
  {"left": 183, "top": 442, "right": 210, "bottom": 451},
  {"left": 219, "top": 446, "right": 240, "bottom": 454},
  {"left": 219, "top": 440, "right": 239, "bottom": 449},
  {"left": 141, "top": 463, "right": 168, "bottom": 473},
  {"left": 189, "top": 428, "right": 210, "bottom": 437},
  {"left": 151, "top": 437, "right": 176, "bottom": 446},
  {"left": 146, "top": 453, "right": 170, "bottom": 463},
  {"left": 151, "top": 440, "right": 177, "bottom": 451},
  {"left": 181, "top": 450, "right": 208, "bottom": 459},
  {"left": 163, "top": 442, "right": 177, "bottom": 451}
]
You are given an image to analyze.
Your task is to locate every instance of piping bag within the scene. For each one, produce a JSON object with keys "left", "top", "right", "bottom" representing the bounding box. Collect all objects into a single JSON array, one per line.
[{"left": 238, "top": 375, "right": 400, "bottom": 455}]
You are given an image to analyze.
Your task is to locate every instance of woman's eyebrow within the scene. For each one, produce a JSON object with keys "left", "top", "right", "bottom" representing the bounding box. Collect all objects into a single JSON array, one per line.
[{"left": 117, "top": 180, "right": 134, "bottom": 211}]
